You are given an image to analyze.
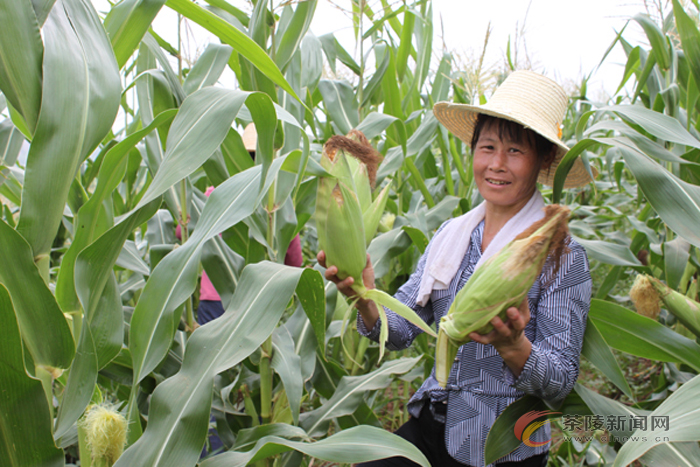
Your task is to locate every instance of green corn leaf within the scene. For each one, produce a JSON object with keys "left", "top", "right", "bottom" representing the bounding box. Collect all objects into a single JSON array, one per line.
[
  {"left": 300, "top": 357, "right": 420, "bottom": 437},
  {"left": 129, "top": 160, "right": 283, "bottom": 384},
  {"left": 54, "top": 200, "right": 161, "bottom": 441},
  {"left": 273, "top": 0, "right": 318, "bottom": 73},
  {"left": 634, "top": 13, "right": 671, "bottom": 70},
  {"left": 0, "top": 284, "right": 64, "bottom": 467},
  {"left": 0, "top": 219, "right": 74, "bottom": 369},
  {"left": 581, "top": 317, "right": 635, "bottom": 400},
  {"left": 116, "top": 263, "right": 325, "bottom": 467},
  {"left": 17, "top": 0, "right": 121, "bottom": 259},
  {"left": 318, "top": 80, "right": 359, "bottom": 135},
  {"left": 104, "top": 0, "right": 167, "bottom": 69},
  {"left": 166, "top": 0, "right": 303, "bottom": 105},
  {"left": 589, "top": 299, "right": 700, "bottom": 372},
  {"left": 183, "top": 43, "right": 233, "bottom": 95},
  {"left": 0, "top": 0, "right": 43, "bottom": 135},
  {"left": 613, "top": 374, "right": 700, "bottom": 466},
  {"left": 674, "top": 0, "right": 700, "bottom": 100},
  {"left": 200, "top": 425, "right": 429, "bottom": 467}
]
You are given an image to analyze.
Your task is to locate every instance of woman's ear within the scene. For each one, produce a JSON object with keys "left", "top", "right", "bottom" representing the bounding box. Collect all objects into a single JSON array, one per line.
[{"left": 542, "top": 147, "right": 557, "bottom": 171}]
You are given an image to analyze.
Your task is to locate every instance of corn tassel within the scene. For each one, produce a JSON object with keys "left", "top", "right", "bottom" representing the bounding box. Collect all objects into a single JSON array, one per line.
[
  {"left": 316, "top": 132, "right": 437, "bottom": 361},
  {"left": 436, "top": 205, "right": 571, "bottom": 387}
]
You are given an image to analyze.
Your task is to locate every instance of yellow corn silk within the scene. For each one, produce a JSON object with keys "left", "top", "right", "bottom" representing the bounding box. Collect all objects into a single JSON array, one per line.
[
  {"left": 643, "top": 275, "right": 700, "bottom": 338},
  {"left": 436, "top": 205, "right": 571, "bottom": 387},
  {"left": 315, "top": 132, "right": 436, "bottom": 360}
]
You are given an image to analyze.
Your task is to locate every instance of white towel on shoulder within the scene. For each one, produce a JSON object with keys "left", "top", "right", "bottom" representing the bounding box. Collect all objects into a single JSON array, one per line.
[{"left": 416, "top": 190, "right": 545, "bottom": 307}]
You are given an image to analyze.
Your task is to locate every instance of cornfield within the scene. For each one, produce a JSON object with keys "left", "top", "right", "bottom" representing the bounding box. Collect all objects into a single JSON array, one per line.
[{"left": 1, "top": 0, "right": 700, "bottom": 466}]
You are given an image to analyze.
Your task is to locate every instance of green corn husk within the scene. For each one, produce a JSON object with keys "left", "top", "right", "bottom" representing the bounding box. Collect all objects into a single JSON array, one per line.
[
  {"left": 316, "top": 132, "right": 437, "bottom": 360},
  {"left": 436, "top": 205, "right": 571, "bottom": 387},
  {"left": 641, "top": 275, "right": 700, "bottom": 338}
]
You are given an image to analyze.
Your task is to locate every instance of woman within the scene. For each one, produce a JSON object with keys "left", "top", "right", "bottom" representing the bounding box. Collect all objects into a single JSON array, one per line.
[{"left": 318, "top": 71, "right": 593, "bottom": 467}]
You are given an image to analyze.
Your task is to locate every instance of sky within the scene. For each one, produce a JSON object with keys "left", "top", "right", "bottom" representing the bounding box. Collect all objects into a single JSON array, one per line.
[
  {"left": 307, "top": 0, "right": 653, "bottom": 99},
  {"left": 92, "top": 0, "right": 658, "bottom": 98}
]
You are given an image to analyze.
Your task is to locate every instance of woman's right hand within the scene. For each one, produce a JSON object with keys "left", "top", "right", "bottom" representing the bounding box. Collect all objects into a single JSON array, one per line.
[{"left": 317, "top": 251, "right": 379, "bottom": 329}]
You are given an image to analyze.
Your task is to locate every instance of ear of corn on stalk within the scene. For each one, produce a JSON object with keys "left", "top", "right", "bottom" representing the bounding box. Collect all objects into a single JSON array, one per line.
[
  {"left": 79, "top": 403, "right": 128, "bottom": 467},
  {"left": 630, "top": 273, "right": 700, "bottom": 338},
  {"left": 436, "top": 205, "right": 571, "bottom": 387},
  {"left": 629, "top": 274, "right": 661, "bottom": 319},
  {"left": 316, "top": 132, "right": 437, "bottom": 360}
]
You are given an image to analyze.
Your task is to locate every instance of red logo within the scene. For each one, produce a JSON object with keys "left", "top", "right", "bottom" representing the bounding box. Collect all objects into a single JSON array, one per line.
[{"left": 514, "top": 410, "right": 561, "bottom": 447}]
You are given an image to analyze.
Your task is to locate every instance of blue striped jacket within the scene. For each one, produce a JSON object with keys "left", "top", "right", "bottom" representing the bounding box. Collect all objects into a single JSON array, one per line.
[{"left": 358, "top": 220, "right": 591, "bottom": 466}]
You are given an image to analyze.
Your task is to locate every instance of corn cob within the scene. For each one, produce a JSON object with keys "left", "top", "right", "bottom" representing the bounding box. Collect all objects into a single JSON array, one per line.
[
  {"left": 316, "top": 132, "right": 437, "bottom": 360},
  {"left": 436, "top": 205, "right": 571, "bottom": 387},
  {"left": 630, "top": 274, "right": 700, "bottom": 338}
]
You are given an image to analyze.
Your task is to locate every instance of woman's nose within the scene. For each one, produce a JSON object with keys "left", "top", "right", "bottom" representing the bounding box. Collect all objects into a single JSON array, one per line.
[{"left": 488, "top": 149, "right": 507, "bottom": 170}]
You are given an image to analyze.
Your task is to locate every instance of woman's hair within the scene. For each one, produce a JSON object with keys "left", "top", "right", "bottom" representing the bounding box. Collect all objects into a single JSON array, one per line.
[{"left": 470, "top": 114, "right": 556, "bottom": 165}]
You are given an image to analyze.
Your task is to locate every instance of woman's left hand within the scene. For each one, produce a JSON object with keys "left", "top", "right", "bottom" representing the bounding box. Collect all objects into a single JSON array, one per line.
[{"left": 468, "top": 299, "right": 532, "bottom": 377}]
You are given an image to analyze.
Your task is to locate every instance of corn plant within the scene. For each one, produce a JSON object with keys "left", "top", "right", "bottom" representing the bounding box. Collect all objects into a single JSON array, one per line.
[{"left": 4, "top": 0, "right": 700, "bottom": 466}]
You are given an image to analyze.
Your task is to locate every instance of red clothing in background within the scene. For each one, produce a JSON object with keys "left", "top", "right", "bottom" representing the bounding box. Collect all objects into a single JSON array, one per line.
[{"left": 176, "top": 187, "right": 304, "bottom": 302}]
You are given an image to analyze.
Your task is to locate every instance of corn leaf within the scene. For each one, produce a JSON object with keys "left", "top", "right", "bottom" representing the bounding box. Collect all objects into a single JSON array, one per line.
[
  {"left": 104, "top": 0, "right": 167, "bottom": 69},
  {"left": 581, "top": 372, "right": 700, "bottom": 467},
  {"left": 619, "top": 146, "right": 700, "bottom": 248},
  {"left": 17, "top": 0, "right": 121, "bottom": 259},
  {"left": 663, "top": 238, "right": 691, "bottom": 291},
  {"left": 273, "top": 0, "right": 317, "bottom": 73},
  {"left": 56, "top": 109, "right": 177, "bottom": 313},
  {"left": 300, "top": 357, "right": 420, "bottom": 437},
  {"left": 602, "top": 104, "right": 700, "bottom": 149},
  {"left": 0, "top": 119, "right": 23, "bottom": 185},
  {"left": 395, "top": 9, "right": 415, "bottom": 83},
  {"left": 166, "top": 0, "right": 302, "bottom": 105},
  {"left": 589, "top": 299, "right": 700, "bottom": 372},
  {"left": 201, "top": 235, "right": 244, "bottom": 308},
  {"left": 199, "top": 425, "right": 429, "bottom": 467},
  {"left": 183, "top": 43, "right": 233, "bottom": 95},
  {"left": 0, "top": 0, "right": 43, "bottom": 134},
  {"left": 484, "top": 395, "right": 547, "bottom": 465},
  {"left": 674, "top": 0, "right": 700, "bottom": 100},
  {"left": 318, "top": 79, "right": 359, "bottom": 135},
  {"left": 135, "top": 88, "right": 274, "bottom": 211},
  {"left": 0, "top": 284, "right": 64, "bottom": 467},
  {"left": 115, "top": 263, "right": 325, "bottom": 467},
  {"left": 54, "top": 200, "right": 161, "bottom": 441},
  {"left": 271, "top": 327, "right": 303, "bottom": 425},
  {"left": 581, "top": 317, "right": 635, "bottom": 400},
  {"left": 572, "top": 236, "right": 642, "bottom": 267},
  {"left": 575, "top": 383, "right": 700, "bottom": 463},
  {"left": 633, "top": 13, "right": 671, "bottom": 70},
  {"left": 129, "top": 160, "right": 284, "bottom": 383},
  {"left": 0, "top": 219, "right": 74, "bottom": 368}
]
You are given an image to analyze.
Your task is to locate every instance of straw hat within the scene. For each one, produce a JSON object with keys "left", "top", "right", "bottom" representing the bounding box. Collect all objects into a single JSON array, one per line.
[
  {"left": 433, "top": 70, "right": 596, "bottom": 188},
  {"left": 242, "top": 123, "right": 257, "bottom": 152}
]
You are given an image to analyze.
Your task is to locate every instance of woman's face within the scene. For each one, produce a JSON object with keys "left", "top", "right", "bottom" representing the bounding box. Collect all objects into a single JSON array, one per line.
[{"left": 472, "top": 123, "right": 542, "bottom": 215}]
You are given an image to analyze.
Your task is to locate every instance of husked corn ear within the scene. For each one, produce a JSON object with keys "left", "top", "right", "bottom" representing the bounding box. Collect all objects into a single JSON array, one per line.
[{"left": 436, "top": 205, "right": 571, "bottom": 387}]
